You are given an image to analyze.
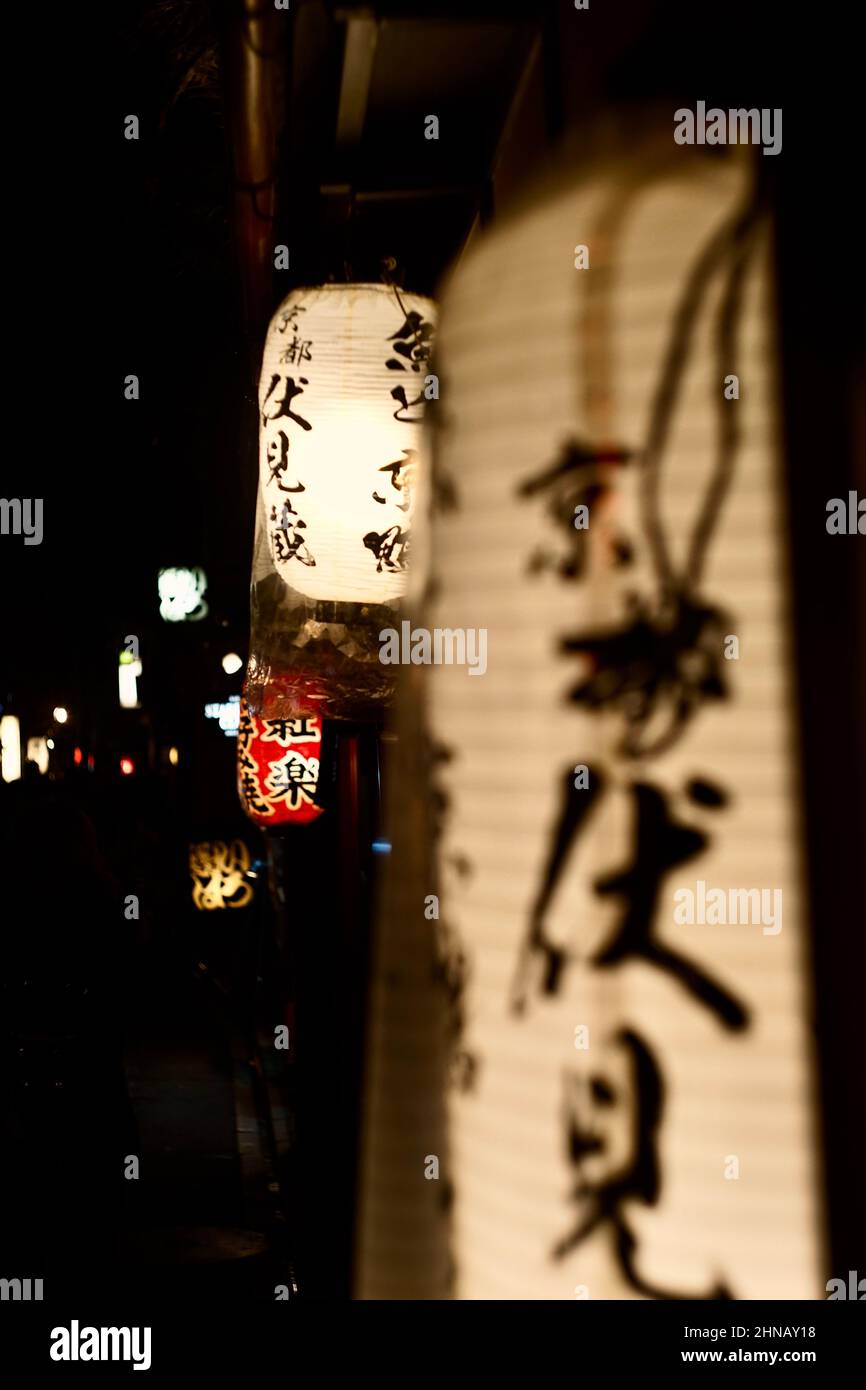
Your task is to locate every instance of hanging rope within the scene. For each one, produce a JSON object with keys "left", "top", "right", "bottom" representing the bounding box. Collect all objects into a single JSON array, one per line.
[{"left": 640, "top": 180, "right": 767, "bottom": 599}]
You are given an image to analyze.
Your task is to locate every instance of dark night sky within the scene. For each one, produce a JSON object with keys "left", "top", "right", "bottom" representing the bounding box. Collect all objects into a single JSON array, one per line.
[{"left": 2, "top": 2, "right": 252, "bottom": 738}]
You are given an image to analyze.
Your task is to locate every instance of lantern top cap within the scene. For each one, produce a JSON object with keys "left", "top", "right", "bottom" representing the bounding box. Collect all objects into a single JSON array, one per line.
[
  {"left": 281, "top": 281, "right": 432, "bottom": 296},
  {"left": 269, "top": 282, "right": 436, "bottom": 314}
]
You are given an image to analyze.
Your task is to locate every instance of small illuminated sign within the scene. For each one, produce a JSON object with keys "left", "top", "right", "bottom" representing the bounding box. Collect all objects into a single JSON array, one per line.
[
  {"left": 158, "top": 567, "right": 209, "bottom": 623},
  {"left": 118, "top": 650, "right": 143, "bottom": 709},
  {"left": 189, "top": 839, "right": 254, "bottom": 911},
  {"left": 1, "top": 715, "right": 21, "bottom": 782},
  {"left": 204, "top": 695, "right": 241, "bottom": 736},
  {"left": 26, "top": 736, "right": 49, "bottom": 774}
]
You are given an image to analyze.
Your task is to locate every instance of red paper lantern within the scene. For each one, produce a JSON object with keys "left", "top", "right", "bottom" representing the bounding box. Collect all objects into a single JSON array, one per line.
[{"left": 237, "top": 695, "right": 324, "bottom": 827}]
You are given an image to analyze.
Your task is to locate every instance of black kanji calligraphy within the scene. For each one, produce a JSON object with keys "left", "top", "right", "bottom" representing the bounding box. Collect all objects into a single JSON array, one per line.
[
  {"left": 385, "top": 310, "right": 434, "bottom": 372},
  {"left": 275, "top": 304, "right": 307, "bottom": 335},
  {"left": 372, "top": 449, "right": 417, "bottom": 512},
  {"left": 271, "top": 500, "right": 316, "bottom": 567},
  {"left": 512, "top": 768, "right": 748, "bottom": 1032},
  {"left": 552, "top": 1028, "right": 733, "bottom": 1299},
  {"left": 362, "top": 524, "right": 409, "bottom": 572},
  {"left": 266, "top": 430, "right": 304, "bottom": 492},
  {"left": 265, "top": 749, "right": 319, "bottom": 809},
  {"left": 560, "top": 591, "right": 730, "bottom": 759},
  {"left": 390, "top": 384, "right": 426, "bottom": 424},
  {"left": 239, "top": 769, "right": 272, "bottom": 819},
  {"left": 279, "top": 336, "right": 313, "bottom": 367},
  {"left": 261, "top": 716, "right": 321, "bottom": 746},
  {"left": 518, "top": 436, "right": 636, "bottom": 580},
  {"left": 262, "top": 374, "right": 313, "bottom": 431}
]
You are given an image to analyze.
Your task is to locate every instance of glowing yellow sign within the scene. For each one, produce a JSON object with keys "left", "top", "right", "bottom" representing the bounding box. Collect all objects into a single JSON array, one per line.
[{"left": 189, "top": 839, "right": 254, "bottom": 911}]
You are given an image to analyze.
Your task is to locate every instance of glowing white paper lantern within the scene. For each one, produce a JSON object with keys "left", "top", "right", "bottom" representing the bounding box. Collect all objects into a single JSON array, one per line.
[
  {"left": 358, "top": 146, "right": 823, "bottom": 1300},
  {"left": 258, "top": 284, "right": 435, "bottom": 602},
  {"left": 247, "top": 283, "right": 436, "bottom": 722}
]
